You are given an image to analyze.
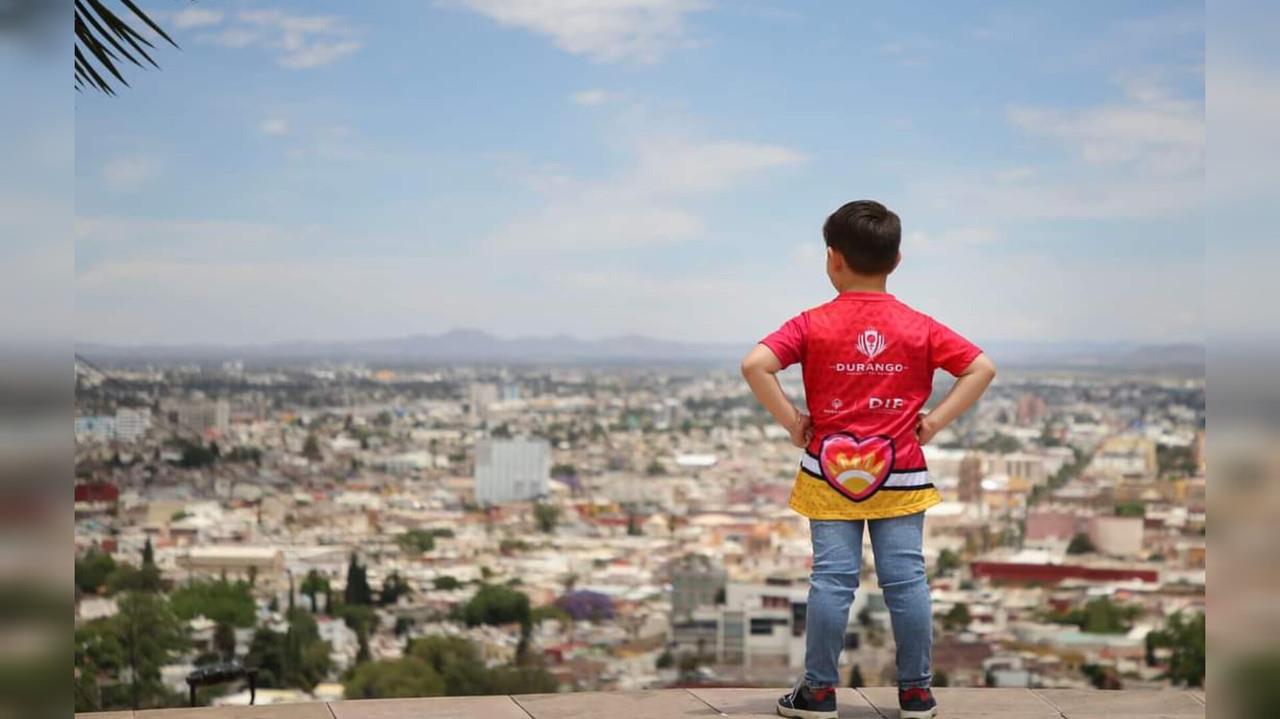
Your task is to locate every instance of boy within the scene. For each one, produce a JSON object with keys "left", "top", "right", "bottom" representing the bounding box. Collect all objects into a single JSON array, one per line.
[{"left": 741, "top": 200, "right": 996, "bottom": 719}]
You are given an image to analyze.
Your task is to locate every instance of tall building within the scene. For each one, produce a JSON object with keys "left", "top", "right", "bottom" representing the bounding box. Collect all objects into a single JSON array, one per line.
[
  {"left": 1016, "top": 392, "right": 1047, "bottom": 426},
  {"left": 468, "top": 383, "right": 499, "bottom": 422},
  {"left": 114, "top": 407, "right": 151, "bottom": 442},
  {"left": 473, "top": 438, "right": 549, "bottom": 505},
  {"left": 958, "top": 454, "right": 984, "bottom": 504},
  {"left": 670, "top": 554, "right": 728, "bottom": 620},
  {"left": 161, "top": 397, "right": 230, "bottom": 438}
]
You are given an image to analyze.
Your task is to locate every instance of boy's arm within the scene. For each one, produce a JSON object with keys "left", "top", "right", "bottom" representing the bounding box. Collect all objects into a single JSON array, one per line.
[
  {"left": 917, "top": 352, "right": 997, "bottom": 445},
  {"left": 740, "top": 344, "right": 812, "bottom": 448}
]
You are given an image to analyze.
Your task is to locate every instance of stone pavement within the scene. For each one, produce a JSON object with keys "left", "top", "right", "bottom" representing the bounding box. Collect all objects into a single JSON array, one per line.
[{"left": 76, "top": 687, "right": 1208, "bottom": 719}]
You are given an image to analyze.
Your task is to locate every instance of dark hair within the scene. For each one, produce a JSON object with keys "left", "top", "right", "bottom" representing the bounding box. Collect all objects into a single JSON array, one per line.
[{"left": 823, "top": 200, "right": 901, "bottom": 275}]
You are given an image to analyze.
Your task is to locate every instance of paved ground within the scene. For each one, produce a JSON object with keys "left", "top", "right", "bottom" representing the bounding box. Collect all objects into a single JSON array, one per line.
[{"left": 78, "top": 687, "right": 1208, "bottom": 719}]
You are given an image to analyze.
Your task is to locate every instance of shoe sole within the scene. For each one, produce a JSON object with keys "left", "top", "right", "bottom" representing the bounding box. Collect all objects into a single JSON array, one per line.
[
  {"left": 899, "top": 708, "right": 938, "bottom": 719},
  {"left": 776, "top": 704, "right": 837, "bottom": 719}
]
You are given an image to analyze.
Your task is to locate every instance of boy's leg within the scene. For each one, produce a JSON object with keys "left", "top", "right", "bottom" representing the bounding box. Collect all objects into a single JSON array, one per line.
[
  {"left": 804, "top": 519, "right": 864, "bottom": 687},
  {"left": 867, "top": 511, "right": 932, "bottom": 689}
]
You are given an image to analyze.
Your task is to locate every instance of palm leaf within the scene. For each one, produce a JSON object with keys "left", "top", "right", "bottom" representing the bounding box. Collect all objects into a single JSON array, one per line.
[{"left": 74, "top": 0, "right": 180, "bottom": 94}]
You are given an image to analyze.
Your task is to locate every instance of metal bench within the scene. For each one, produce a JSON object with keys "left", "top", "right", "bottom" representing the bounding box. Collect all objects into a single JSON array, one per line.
[{"left": 185, "top": 662, "right": 259, "bottom": 707}]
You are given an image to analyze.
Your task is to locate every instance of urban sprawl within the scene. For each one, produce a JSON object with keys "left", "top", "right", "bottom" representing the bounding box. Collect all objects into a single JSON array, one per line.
[{"left": 73, "top": 358, "right": 1206, "bottom": 711}]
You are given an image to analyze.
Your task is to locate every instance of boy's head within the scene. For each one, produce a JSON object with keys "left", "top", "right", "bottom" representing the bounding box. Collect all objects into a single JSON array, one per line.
[{"left": 823, "top": 200, "right": 901, "bottom": 283}]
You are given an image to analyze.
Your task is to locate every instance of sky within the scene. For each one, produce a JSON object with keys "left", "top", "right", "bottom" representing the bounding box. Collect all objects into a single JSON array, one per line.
[{"left": 74, "top": 0, "right": 1206, "bottom": 347}]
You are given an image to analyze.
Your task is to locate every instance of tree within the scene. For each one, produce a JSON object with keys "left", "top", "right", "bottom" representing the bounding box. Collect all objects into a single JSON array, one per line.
[
  {"left": 169, "top": 579, "right": 256, "bottom": 627},
  {"left": 300, "top": 570, "right": 330, "bottom": 614},
  {"left": 245, "top": 610, "right": 332, "bottom": 691},
  {"left": 397, "top": 530, "right": 437, "bottom": 554},
  {"left": 460, "top": 584, "right": 532, "bottom": 633},
  {"left": 76, "top": 548, "right": 118, "bottom": 595},
  {"left": 1052, "top": 597, "right": 1141, "bottom": 635},
  {"left": 1067, "top": 532, "right": 1096, "bottom": 555},
  {"left": 114, "top": 591, "right": 188, "bottom": 709},
  {"left": 380, "top": 572, "right": 413, "bottom": 606},
  {"left": 302, "top": 433, "right": 323, "bottom": 462},
  {"left": 1146, "top": 612, "right": 1205, "bottom": 687},
  {"left": 344, "top": 657, "right": 445, "bottom": 699},
  {"left": 1115, "top": 501, "right": 1146, "bottom": 518},
  {"left": 344, "top": 553, "right": 374, "bottom": 606},
  {"left": 213, "top": 621, "right": 237, "bottom": 661},
  {"left": 533, "top": 503, "right": 560, "bottom": 533},
  {"left": 433, "top": 575, "right": 462, "bottom": 591},
  {"left": 943, "top": 603, "right": 972, "bottom": 631},
  {"left": 935, "top": 548, "right": 963, "bottom": 577}
]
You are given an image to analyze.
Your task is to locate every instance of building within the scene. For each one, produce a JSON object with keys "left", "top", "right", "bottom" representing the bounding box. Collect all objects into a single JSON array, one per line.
[
  {"left": 1087, "top": 515, "right": 1145, "bottom": 557},
  {"left": 473, "top": 438, "right": 550, "bottom": 504},
  {"left": 74, "top": 416, "right": 116, "bottom": 442},
  {"left": 468, "top": 383, "right": 499, "bottom": 421},
  {"left": 670, "top": 554, "right": 727, "bottom": 620},
  {"left": 958, "top": 454, "right": 984, "bottom": 505},
  {"left": 177, "top": 545, "right": 286, "bottom": 585},
  {"left": 161, "top": 396, "right": 230, "bottom": 438},
  {"left": 1091, "top": 436, "right": 1157, "bottom": 480},
  {"left": 114, "top": 407, "right": 151, "bottom": 442},
  {"left": 1016, "top": 393, "right": 1047, "bottom": 427}
]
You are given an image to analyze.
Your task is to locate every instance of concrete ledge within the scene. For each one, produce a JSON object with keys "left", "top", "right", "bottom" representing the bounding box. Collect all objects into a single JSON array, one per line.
[{"left": 77, "top": 687, "right": 1208, "bottom": 719}]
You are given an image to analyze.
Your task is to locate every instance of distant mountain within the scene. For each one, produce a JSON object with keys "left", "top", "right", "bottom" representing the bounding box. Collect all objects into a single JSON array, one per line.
[{"left": 77, "top": 329, "right": 1204, "bottom": 373}]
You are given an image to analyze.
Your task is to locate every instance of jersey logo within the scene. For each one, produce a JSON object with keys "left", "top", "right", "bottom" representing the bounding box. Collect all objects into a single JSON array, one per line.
[
  {"left": 818, "top": 432, "right": 896, "bottom": 502},
  {"left": 856, "top": 328, "right": 887, "bottom": 360}
]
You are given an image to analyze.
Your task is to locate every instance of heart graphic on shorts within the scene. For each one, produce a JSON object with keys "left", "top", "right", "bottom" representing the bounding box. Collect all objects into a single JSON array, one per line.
[{"left": 818, "top": 432, "right": 896, "bottom": 502}]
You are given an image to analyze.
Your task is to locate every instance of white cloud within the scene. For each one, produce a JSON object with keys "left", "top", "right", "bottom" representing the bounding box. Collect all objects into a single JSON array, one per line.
[
  {"left": 1008, "top": 76, "right": 1204, "bottom": 176},
  {"left": 259, "top": 117, "right": 290, "bottom": 136},
  {"left": 571, "top": 89, "right": 617, "bottom": 106},
  {"left": 199, "top": 9, "right": 363, "bottom": 68},
  {"left": 454, "top": 0, "right": 707, "bottom": 63},
  {"left": 101, "top": 156, "right": 160, "bottom": 192},
  {"left": 172, "top": 8, "right": 223, "bottom": 29},
  {"left": 488, "top": 136, "right": 804, "bottom": 251}
]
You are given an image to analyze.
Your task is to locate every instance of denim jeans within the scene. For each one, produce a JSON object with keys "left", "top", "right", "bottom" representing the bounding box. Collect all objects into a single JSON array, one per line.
[{"left": 803, "top": 512, "right": 932, "bottom": 689}]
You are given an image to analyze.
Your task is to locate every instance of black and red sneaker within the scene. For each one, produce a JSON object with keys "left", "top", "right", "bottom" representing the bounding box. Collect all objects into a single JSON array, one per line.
[
  {"left": 898, "top": 686, "right": 938, "bottom": 718},
  {"left": 776, "top": 684, "right": 837, "bottom": 719}
]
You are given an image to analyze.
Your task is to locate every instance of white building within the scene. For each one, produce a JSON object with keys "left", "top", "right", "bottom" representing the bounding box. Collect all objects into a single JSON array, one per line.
[
  {"left": 115, "top": 407, "right": 151, "bottom": 442},
  {"left": 74, "top": 416, "right": 116, "bottom": 442},
  {"left": 473, "top": 438, "right": 550, "bottom": 505}
]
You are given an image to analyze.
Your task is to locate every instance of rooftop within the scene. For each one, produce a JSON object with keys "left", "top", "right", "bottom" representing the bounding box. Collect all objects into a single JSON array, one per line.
[{"left": 78, "top": 687, "right": 1207, "bottom": 718}]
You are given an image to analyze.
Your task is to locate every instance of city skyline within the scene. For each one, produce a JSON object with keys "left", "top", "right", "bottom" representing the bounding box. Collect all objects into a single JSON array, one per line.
[{"left": 76, "top": 1, "right": 1204, "bottom": 347}]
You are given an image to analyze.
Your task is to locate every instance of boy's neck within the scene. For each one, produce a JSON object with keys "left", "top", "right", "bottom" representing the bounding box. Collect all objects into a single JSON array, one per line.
[{"left": 834, "top": 273, "right": 890, "bottom": 294}]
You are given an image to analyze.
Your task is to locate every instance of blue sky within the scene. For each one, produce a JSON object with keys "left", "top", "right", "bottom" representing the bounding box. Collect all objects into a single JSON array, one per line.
[{"left": 75, "top": 0, "right": 1205, "bottom": 346}]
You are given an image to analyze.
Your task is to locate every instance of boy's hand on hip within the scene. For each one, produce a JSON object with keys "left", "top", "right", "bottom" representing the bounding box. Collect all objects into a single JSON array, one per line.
[
  {"left": 915, "top": 413, "right": 940, "bottom": 445},
  {"left": 789, "top": 411, "right": 813, "bottom": 448}
]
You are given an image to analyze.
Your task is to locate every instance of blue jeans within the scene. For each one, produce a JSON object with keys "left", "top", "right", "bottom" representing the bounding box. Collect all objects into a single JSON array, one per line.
[{"left": 804, "top": 513, "right": 932, "bottom": 689}]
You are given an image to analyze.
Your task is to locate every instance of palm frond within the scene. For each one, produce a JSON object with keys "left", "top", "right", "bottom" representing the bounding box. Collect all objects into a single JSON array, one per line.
[{"left": 74, "top": 0, "right": 179, "bottom": 94}]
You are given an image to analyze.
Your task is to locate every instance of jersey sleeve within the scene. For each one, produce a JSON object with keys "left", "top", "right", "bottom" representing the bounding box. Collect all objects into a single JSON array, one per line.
[
  {"left": 759, "top": 312, "right": 809, "bottom": 369},
  {"left": 929, "top": 316, "right": 982, "bottom": 375}
]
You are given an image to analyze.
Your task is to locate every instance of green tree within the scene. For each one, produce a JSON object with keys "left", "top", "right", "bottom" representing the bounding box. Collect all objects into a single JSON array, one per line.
[
  {"left": 433, "top": 575, "right": 462, "bottom": 591},
  {"left": 75, "top": 0, "right": 178, "bottom": 94},
  {"left": 380, "top": 572, "right": 413, "bottom": 606},
  {"left": 75, "top": 548, "right": 118, "bottom": 595},
  {"left": 169, "top": 579, "right": 256, "bottom": 627},
  {"left": 1115, "top": 501, "right": 1146, "bottom": 518},
  {"left": 397, "top": 530, "right": 437, "bottom": 554},
  {"left": 213, "top": 621, "right": 237, "bottom": 661},
  {"left": 1053, "top": 597, "right": 1141, "bottom": 635},
  {"left": 460, "top": 584, "right": 532, "bottom": 633},
  {"left": 245, "top": 610, "right": 332, "bottom": 691},
  {"left": 344, "top": 553, "right": 374, "bottom": 606},
  {"left": 1067, "top": 532, "right": 1096, "bottom": 555},
  {"left": 943, "top": 603, "right": 972, "bottom": 631},
  {"left": 115, "top": 591, "right": 188, "bottom": 709},
  {"left": 935, "top": 548, "right": 963, "bottom": 577},
  {"left": 300, "top": 570, "right": 330, "bottom": 614},
  {"left": 1146, "top": 612, "right": 1205, "bottom": 687},
  {"left": 302, "top": 433, "right": 323, "bottom": 462},
  {"left": 533, "top": 503, "right": 561, "bottom": 533},
  {"left": 344, "top": 657, "right": 445, "bottom": 699}
]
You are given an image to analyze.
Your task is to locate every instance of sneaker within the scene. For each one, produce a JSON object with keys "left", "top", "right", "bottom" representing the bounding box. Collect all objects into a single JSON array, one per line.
[
  {"left": 776, "top": 684, "right": 837, "bottom": 719},
  {"left": 898, "top": 686, "right": 938, "bottom": 719}
]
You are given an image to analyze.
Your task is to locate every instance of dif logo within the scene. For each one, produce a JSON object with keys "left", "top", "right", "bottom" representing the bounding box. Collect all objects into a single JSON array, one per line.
[{"left": 868, "top": 397, "right": 905, "bottom": 412}]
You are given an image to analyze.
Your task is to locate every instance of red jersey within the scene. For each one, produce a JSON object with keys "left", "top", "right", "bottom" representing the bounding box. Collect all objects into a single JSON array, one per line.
[{"left": 761, "top": 291, "right": 981, "bottom": 519}]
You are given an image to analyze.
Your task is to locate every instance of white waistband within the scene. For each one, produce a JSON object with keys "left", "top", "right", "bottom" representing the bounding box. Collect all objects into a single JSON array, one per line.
[{"left": 800, "top": 453, "right": 931, "bottom": 488}]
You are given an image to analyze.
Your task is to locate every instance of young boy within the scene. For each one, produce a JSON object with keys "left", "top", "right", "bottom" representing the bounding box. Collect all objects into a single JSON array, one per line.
[{"left": 741, "top": 200, "right": 996, "bottom": 719}]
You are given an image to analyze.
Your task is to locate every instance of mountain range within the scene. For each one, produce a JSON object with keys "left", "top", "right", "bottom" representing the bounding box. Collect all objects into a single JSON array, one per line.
[{"left": 77, "top": 329, "right": 1204, "bottom": 373}]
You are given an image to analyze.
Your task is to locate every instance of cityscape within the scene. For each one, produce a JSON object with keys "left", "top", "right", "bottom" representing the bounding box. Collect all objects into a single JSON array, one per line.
[{"left": 72, "top": 346, "right": 1205, "bottom": 711}]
